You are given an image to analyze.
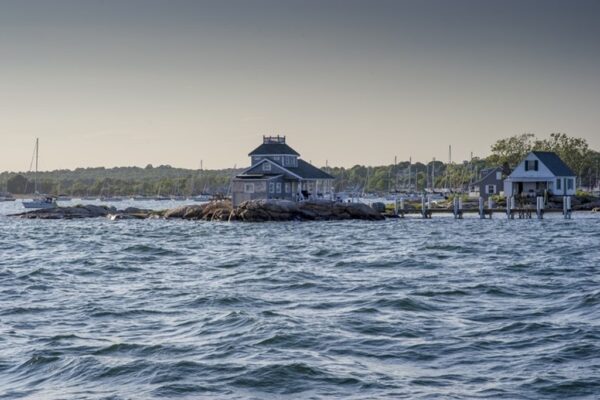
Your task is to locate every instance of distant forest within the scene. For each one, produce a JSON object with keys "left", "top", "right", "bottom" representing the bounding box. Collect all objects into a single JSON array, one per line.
[{"left": 1, "top": 133, "right": 599, "bottom": 196}]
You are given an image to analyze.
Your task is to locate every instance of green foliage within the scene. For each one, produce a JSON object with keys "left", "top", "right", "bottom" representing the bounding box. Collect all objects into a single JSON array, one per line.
[
  {"left": 487, "top": 133, "right": 537, "bottom": 167},
  {"left": 487, "top": 133, "right": 598, "bottom": 187},
  {"left": 0, "top": 166, "right": 238, "bottom": 196}
]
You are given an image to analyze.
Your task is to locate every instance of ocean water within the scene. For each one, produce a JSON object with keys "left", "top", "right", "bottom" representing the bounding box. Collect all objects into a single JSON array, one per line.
[{"left": 1, "top": 200, "right": 599, "bottom": 399}]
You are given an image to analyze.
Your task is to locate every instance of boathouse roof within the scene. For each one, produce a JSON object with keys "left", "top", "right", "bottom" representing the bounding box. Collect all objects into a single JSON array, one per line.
[
  {"left": 532, "top": 151, "right": 575, "bottom": 176},
  {"left": 248, "top": 135, "right": 300, "bottom": 156},
  {"left": 286, "top": 159, "right": 334, "bottom": 180},
  {"left": 238, "top": 158, "right": 334, "bottom": 180}
]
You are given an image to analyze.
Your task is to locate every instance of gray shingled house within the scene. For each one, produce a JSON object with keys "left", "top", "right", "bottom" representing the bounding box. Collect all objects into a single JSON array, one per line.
[
  {"left": 231, "top": 136, "right": 335, "bottom": 206},
  {"left": 469, "top": 165, "right": 510, "bottom": 200}
]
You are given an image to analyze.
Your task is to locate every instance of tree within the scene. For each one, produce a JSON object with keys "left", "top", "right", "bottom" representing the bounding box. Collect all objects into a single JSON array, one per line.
[
  {"left": 487, "top": 133, "right": 537, "bottom": 167},
  {"left": 7, "top": 174, "right": 29, "bottom": 194}
]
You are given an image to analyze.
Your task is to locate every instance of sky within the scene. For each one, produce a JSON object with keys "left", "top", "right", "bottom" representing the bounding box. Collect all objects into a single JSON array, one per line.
[{"left": 1, "top": 0, "right": 599, "bottom": 171}]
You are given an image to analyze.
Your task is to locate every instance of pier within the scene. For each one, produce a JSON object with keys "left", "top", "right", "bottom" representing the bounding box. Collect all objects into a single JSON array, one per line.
[{"left": 392, "top": 195, "right": 574, "bottom": 220}]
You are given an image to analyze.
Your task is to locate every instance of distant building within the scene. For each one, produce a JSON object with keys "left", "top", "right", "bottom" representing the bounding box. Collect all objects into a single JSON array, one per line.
[
  {"left": 231, "top": 136, "right": 335, "bottom": 206},
  {"left": 469, "top": 166, "right": 509, "bottom": 200},
  {"left": 504, "top": 151, "right": 576, "bottom": 197}
]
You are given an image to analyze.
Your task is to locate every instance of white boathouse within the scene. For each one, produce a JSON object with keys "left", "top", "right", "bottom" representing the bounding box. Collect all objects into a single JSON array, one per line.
[{"left": 504, "top": 151, "right": 576, "bottom": 197}]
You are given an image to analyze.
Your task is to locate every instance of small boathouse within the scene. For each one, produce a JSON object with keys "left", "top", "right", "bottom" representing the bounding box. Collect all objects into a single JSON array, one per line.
[
  {"left": 504, "top": 151, "right": 576, "bottom": 197},
  {"left": 231, "top": 136, "right": 335, "bottom": 206}
]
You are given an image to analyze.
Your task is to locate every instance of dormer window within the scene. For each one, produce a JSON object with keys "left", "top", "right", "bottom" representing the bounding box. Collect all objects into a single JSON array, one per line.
[{"left": 262, "top": 162, "right": 271, "bottom": 171}]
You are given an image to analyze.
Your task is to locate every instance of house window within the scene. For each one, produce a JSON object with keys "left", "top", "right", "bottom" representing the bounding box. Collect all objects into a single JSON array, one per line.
[
  {"left": 274, "top": 156, "right": 280, "bottom": 163},
  {"left": 525, "top": 160, "right": 539, "bottom": 171},
  {"left": 556, "top": 178, "right": 562, "bottom": 190},
  {"left": 262, "top": 163, "right": 271, "bottom": 171},
  {"left": 487, "top": 185, "right": 496, "bottom": 194},
  {"left": 285, "top": 183, "right": 291, "bottom": 193},
  {"left": 276, "top": 183, "right": 282, "bottom": 193},
  {"left": 567, "top": 178, "right": 574, "bottom": 190},
  {"left": 496, "top": 171, "right": 502, "bottom": 180},
  {"left": 244, "top": 183, "right": 255, "bottom": 193}
]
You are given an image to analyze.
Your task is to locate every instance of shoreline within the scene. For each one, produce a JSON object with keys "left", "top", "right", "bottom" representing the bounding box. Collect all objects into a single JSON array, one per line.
[
  {"left": 9, "top": 200, "right": 386, "bottom": 222},
  {"left": 8, "top": 199, "right": 598, "bottom": 222}
]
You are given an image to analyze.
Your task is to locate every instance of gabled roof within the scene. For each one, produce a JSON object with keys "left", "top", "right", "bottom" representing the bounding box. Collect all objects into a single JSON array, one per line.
[
  {"left": 473, "top": 166, "right": 503, "bottom": 185},
  {"left": 532, "top": 151, "right": 575, "bottom": 176},
  {"left": 235, "top": 173, "right": 282, "bottom": 180},
  {"left": 237, "top": 158, "right": 334, "bottom": 180},
  {"left": 248, "top": 143, "right": 300, "bottom": 156},
  {"left": 286, "top": 159, "right": 334, "bottom": 180}
]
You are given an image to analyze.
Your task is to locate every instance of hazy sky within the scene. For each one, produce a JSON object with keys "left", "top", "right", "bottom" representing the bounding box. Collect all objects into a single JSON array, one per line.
[{"left": 1, "top": 0, "right": 599, "bottom": 171}]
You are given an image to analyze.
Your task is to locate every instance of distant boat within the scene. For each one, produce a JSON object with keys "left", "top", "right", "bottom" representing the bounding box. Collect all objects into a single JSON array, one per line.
[
  {"left": 23, "top": 197, "right": 57, "bottom": 209},
  {"left": 100, "top": 196, "right": 124, "bottom": 202},
  {"left": 151, "top": 196, "right": 171, "bottom": 201},
  {"left": 0, "top": 194, "right": 15, "bottom": 202},
  {"left": 23, "top": 138, "right": 58, "bottom": 209},
  {"left": 189, "top": 194, "right": 212, "bottom": 202}
]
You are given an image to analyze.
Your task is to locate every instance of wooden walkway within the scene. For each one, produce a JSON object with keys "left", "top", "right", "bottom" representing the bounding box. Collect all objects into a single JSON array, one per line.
[{"left": 394, "top": 208, "right": 571, "bottom": 219}]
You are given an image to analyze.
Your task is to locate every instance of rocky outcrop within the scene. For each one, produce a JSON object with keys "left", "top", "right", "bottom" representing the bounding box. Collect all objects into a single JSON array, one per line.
[
  {"left": 573, "top": 200, "right": 600, "bottom": 211},
  {"left": 11, "top": 200, "right": 385, "bottom": 222},
  {"left": 232, "top": 200, "right": 384, "bottom": 222},
  {"left": 13, "top": 204, "right": 119, "bottom": 219}
]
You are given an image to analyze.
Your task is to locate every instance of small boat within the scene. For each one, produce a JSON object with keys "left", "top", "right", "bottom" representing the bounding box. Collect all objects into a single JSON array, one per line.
[
  {"left": 23, "top": 196, "right": 57, "bottom": 209},
  {"left": 22, "top": 139, "right": 58, "bottom": 209},
  {"left": 0, "top": 194, "right": 15, "bottom": 202}
]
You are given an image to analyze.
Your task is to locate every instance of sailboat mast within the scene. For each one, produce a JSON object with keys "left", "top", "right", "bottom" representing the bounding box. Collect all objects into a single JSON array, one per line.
[
  {"left": 432, "top": 157, "right": 435, "bottom": 191},
  {"left": 35, "top": 138, "right": 39, "bottom": 194},
  {"left": 408, "top": 157, "right": 412, "bottom": 191}
]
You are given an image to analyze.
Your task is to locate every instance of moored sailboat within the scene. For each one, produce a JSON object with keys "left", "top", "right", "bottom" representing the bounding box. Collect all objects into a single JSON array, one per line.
[{"left": 22, "top": 138, "right": 57, "bottom": 209}]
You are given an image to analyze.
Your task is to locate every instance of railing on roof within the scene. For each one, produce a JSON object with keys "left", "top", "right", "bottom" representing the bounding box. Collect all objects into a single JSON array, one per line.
[{"left": 263, "top": 135, "right": 286, "bottom": 144}]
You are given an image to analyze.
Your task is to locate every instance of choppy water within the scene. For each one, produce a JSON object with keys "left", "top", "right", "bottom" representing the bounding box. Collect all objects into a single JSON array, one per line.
[{"left": 1, "top": 200, "right": 599, "bottom": 399}]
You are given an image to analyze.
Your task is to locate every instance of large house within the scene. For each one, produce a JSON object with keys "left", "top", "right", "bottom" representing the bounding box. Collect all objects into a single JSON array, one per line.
[
  {"left": 504, "top": 151, "right": 576, "bottom": 197},
  {"left": 231, "top": 136, "right": 335, "bottom": 206}
]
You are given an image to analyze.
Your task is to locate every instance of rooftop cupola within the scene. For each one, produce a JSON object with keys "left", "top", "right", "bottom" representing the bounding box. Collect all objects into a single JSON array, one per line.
[
  {"left": 263, "top": 135, "right": 287, "bottom": 144},
  {"left": 249, "top": 135, "right": 300, "bottom": 167}
]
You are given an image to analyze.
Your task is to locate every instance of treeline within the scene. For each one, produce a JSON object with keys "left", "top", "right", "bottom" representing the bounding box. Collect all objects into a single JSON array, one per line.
[
  {"left": 0, "top": 165, "right": 239, "bottom": 196},
  {"left": 1, "top": 133, "right": 598, "bottom": 196}
]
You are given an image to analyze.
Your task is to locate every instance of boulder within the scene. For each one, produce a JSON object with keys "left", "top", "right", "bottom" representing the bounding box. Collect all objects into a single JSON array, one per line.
[{"left": 370, "top": 202, "right": 386, "bottom": 213}]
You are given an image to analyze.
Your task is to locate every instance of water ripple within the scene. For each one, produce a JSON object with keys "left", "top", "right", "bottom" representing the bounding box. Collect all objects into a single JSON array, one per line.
[{"left": 1, "top": 204, "right": 599, "bottom": 399}]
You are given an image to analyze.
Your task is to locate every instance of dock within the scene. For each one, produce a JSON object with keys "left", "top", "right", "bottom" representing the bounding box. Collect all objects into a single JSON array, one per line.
[{"left": 390, "top": 195, "right": 574, "bottom": 220}]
